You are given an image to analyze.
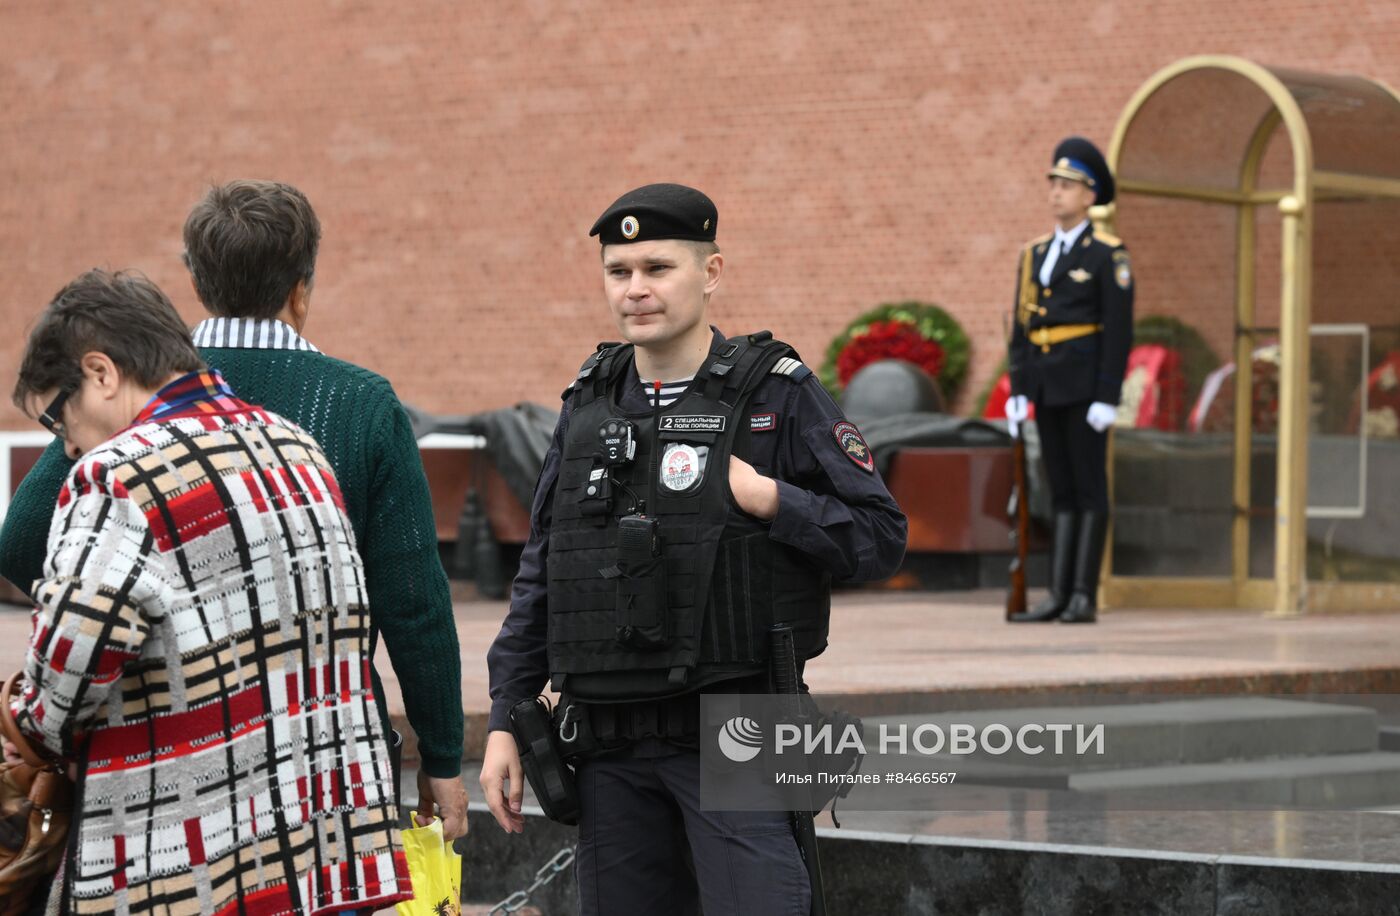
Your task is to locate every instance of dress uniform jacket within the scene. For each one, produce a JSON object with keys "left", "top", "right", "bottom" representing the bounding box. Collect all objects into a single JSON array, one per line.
[{"left": 1008, "top": 228, "right": 1134, "bottom": 407}]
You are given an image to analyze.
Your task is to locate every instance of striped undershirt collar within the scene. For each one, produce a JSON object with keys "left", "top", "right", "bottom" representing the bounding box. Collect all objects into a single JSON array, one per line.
[
  {"left": 190, "top": 317, "right": 321, "bottom": 353},
  {"left": 642, "top": 376, "right": 695, "bottom": 409}
]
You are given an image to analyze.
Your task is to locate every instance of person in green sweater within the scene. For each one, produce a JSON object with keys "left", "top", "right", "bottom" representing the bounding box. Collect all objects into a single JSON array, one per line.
[{"left": 0, "top": 180, "right": 469, "bottom": 840}]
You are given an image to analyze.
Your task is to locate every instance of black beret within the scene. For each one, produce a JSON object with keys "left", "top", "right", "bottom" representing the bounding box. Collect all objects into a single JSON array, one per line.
[
  {"left": 1047, "top": 136, "right": 1115, "bottom": 206},
  {"left": 589, "top": 183, "right": 718, "bottom": 245}
]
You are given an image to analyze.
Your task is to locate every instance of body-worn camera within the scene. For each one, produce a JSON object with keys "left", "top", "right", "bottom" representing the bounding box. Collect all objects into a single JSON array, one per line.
[
  {"left": 582, "top": 418, "right": 638, "bottom": 514},
  {"left": 599, "top": 417, "right": 636, "bottom": 466}
]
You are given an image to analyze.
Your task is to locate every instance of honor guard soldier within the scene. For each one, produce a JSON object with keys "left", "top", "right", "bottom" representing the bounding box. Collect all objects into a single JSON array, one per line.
[
  {"left": 1006, "top": 137, "right": 1134, "bottom": 624},
  {"left": 481, "top": 183, "right": 907, "bottom": 915}
]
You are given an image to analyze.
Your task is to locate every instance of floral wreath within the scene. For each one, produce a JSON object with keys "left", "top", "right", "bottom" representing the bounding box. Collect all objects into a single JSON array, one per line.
[{"left": 821, "top": 301, "right": 969, "bottom": 400}]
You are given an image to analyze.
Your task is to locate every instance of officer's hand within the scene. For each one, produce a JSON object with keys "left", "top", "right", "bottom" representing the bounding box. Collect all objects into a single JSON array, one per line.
[
  {"left": 480, "top": 730, "right": 526, "bottom": 834},
  {"left": 1086, "top": 401, "right": 1118, "bottom": 433},
  {"left": 1004, "top": 395, "right": 1029, "bottom": 439},
  {"left": 416, "top": 769, "right": 470, "bottom": 841},
  {"left": 728, "top": 456, "right": 779, "bottom": 521}
]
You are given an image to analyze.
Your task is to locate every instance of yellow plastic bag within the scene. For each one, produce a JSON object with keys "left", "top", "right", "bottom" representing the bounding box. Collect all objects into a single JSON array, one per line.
[{"left": 395, "top": 813, "right": 463, "bottom": 916}]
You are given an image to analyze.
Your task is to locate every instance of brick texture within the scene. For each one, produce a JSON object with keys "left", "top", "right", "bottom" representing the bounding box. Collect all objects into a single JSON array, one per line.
[{"left": 2, "top": 1, "right": 1398, "bottom": 427}]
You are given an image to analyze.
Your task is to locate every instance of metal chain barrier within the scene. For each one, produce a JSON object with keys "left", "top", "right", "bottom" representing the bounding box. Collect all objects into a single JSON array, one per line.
[{"left": 486, "top": 845, "right": 576, "bottom": 915}]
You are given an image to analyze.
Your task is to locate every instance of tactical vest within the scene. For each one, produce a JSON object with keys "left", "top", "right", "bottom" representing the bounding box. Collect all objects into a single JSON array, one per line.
[{"left": 546, "top": 332, "right": 831, "bottom": 702}]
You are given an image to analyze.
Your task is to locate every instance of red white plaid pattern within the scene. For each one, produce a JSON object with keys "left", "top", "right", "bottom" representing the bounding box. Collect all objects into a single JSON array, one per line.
[{"left": 19, "top": 386, "right": 410, "bottom": 915}]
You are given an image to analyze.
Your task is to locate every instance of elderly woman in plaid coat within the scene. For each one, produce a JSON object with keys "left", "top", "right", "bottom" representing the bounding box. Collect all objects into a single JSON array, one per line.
[{"left": 9, "top": 270, "right": 411, "bottom": 915}]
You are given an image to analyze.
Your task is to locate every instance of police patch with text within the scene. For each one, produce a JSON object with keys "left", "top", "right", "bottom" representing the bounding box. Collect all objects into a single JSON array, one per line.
[
  {"left": 749, "top": 413, "right": 777, "bottom": 433},
  {"left": 659, "top": 414, "right": 727, "bottom": 433},
  {"left": 833, "top": 420, "right": 874, "bottom": 473}
]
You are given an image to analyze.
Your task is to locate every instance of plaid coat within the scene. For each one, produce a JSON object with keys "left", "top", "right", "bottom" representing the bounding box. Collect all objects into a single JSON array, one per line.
[{"left": 16, "top": 372, "right": 411, "bottom": 915}]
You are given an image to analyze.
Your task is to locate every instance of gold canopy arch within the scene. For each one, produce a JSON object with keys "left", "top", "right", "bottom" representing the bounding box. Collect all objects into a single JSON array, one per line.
[{"left": 1095, "top": 55, "right": 1400, "bottom": 616}]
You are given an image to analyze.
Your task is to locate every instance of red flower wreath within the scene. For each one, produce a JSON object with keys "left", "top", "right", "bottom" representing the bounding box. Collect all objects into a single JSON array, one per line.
[{"left": 835, "top": 320, "right": 946, "bottom": 388}]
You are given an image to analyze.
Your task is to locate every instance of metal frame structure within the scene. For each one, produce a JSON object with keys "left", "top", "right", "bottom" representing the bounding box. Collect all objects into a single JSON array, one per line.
[{"left": 1095, "top": 55, "right": 1400, "bottom": 615}]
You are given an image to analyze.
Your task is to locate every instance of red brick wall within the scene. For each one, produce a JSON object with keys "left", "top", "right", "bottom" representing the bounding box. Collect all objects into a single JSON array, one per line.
[{"left": 2, "top": 1, "right": 1398, "bottom": 428}]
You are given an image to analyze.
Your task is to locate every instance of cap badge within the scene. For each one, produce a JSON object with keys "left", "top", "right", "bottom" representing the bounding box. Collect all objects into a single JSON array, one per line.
[
  {"left": 703, "top": 218, "right": 710, "bottom": 230},
  {"left": 621, "top": 215, "right": 639, "bottom": 239}
]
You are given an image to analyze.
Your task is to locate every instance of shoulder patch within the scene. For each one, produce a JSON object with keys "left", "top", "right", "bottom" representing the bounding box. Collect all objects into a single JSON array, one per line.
[
  {"left": 833, "top": 420, "right": 874, "bottom": 473},
  {"left": 1092, "top": 229, "right": 1123, "bottom": 247},
  {"left": 1112, "top": 249, "right": 1132, "bottom": 289},
  {"left": 770, "top": 357, "right": 811, "bottom": 382}
]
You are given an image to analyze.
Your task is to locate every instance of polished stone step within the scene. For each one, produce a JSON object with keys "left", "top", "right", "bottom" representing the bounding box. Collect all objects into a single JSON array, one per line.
[
  {"left": 460, "top": 804, "right": 1400, "bottom": 916},
  {"left": 1379, "top": 725, "right": 1400, "bottom": 752},
  {"left": 857, "top": 697, "right": 1379, "bottom": 771},
  {"left": 1069, "top": 750, "right": 1400, "bottom": 806}
]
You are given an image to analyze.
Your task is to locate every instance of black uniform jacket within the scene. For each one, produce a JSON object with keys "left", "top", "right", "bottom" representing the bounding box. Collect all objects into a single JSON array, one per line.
[
  {"left": 485, "top": 329, "right": 908, "bottom": 731},
  {"left": 1008, "top": 227, "right": 1134, "bottom": 407}
]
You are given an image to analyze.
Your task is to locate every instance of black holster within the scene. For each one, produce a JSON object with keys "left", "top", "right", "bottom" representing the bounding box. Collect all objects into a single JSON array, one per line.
[{"left": 508, "top": 697, "right": 581, "bottom": 825}]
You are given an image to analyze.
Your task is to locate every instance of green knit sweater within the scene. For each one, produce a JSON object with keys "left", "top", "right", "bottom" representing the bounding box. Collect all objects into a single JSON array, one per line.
[{"left": 0, "top": 347, "right": 465, "bottom": 777}]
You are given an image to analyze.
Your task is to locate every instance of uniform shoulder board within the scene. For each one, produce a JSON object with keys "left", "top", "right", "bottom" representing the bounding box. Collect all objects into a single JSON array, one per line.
[
  {"left": 1092, "top": 229, "right": 1123, "bottom": 247},
  {"left": 1026, "top": 232, "right": 1052, "bottom": 252},
  {"left": 769, "top": 356, "right": 812, "bottom": 382}
]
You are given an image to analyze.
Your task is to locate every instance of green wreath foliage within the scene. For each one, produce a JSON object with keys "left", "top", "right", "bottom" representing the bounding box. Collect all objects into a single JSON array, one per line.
[{"left": 820, "top": 301, "right": 970, "bottom": 400}]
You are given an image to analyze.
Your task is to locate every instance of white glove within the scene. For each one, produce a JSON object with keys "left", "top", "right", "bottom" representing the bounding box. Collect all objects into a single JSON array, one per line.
[
  {"left": 1004, "top": 395, "right": 1029, "bottom": 439},
  {"left": 1086, "top": 401, "right": 1118, "bottom": 433}
]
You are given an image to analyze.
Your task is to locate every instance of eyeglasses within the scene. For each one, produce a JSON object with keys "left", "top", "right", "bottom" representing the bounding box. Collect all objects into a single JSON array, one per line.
[{"left": 37, "top": 389, "right": 72, "bottom": 440}]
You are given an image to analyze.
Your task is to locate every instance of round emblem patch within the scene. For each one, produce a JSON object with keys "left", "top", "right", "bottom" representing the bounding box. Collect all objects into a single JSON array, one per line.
[
  {"left": 1113, "top": 250, "right": 1132, "bottom": 290},
  {"left": 620, "top": 215, "right": 640, "bottom": 240},
  {"left": 661, "top": 443, "right": 701, "bottom": 491},
  {"left": 833, "top": 421, "right": 874, "bottom": 473}
]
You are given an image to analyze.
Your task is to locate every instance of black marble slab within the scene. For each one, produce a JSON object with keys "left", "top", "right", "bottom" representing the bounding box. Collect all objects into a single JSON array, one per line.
[{"left": 460, "top": 806, "right": 1400, "bottom": 915}]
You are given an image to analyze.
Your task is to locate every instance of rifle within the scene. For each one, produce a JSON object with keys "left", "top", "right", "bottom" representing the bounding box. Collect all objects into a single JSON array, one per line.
[
  {"left": 1006, "top": 429, "right": 1030, "bottom": 620},
  {"left": 1006, "top": 245, "right": 1037, "bottom": 621},
  {"left": 770, "top": 624, "right": 827, "bottom": 916}
]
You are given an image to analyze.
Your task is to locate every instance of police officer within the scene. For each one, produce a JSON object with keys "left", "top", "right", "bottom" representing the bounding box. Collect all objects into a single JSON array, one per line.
[
  {"left": 1006, "top": 138, "right": 1133, "bottom": 625},
  {"left": 480, "top": 183, "right": 907, "bottom": 915}
]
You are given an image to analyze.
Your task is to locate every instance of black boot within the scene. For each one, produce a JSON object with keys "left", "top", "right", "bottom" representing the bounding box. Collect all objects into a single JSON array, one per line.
[
  {"left": 1010, "top": 511, "right": 1077, "bottom": 622},
  {"left": 1061, "top": 511, "right": 1107, "bottom": 624}
]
